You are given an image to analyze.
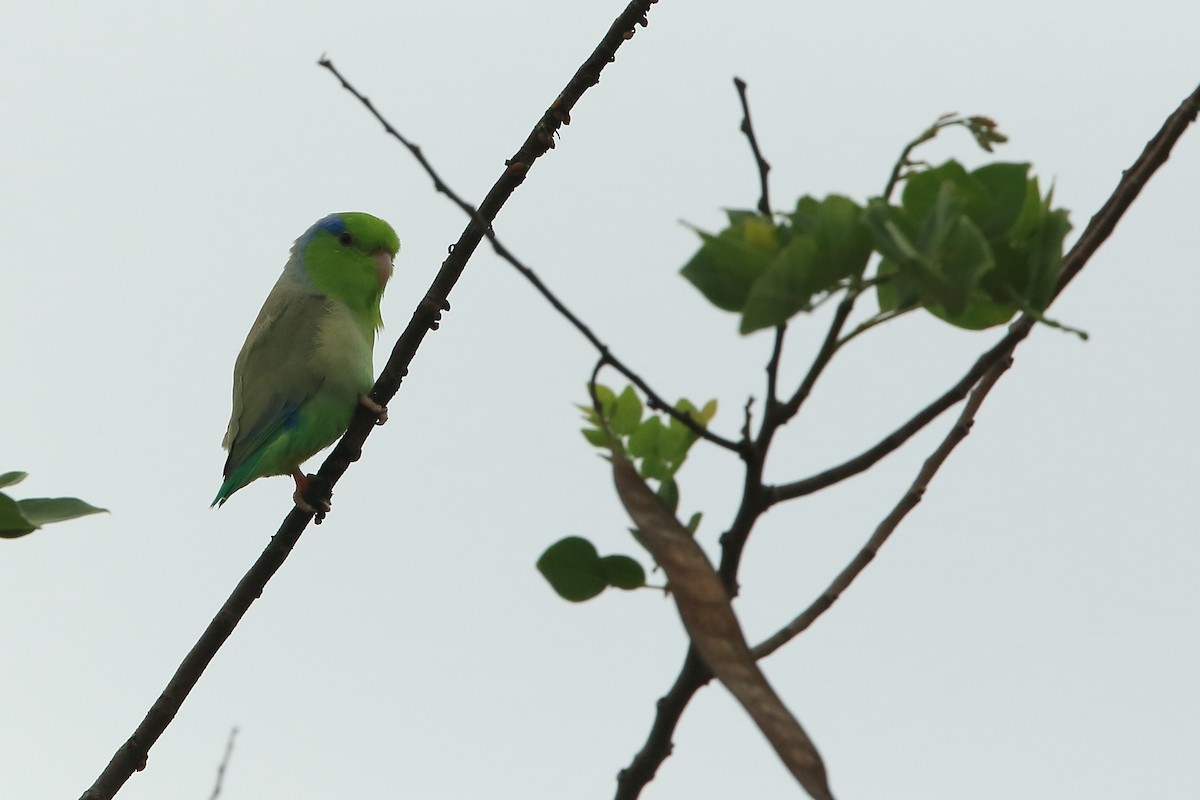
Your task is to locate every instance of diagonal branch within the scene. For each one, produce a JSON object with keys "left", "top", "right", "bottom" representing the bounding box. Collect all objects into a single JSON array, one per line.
[
  {"left": 323, "top": 47, "right": 740, "bottom": 455},
  {"left": 76, "top": 4, "right": 661, "bottom": 799},
  {"left": 752, "top": 356, "right": 1013, "bottom": 660},
  {"left": 492, "top": 236, "right": 744, "bottom": 452}
]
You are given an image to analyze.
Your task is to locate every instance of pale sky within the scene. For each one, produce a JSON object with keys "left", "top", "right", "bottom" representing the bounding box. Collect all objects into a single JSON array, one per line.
[{"left": 3, "top": 1, "right": 1198, "bottom": 798}]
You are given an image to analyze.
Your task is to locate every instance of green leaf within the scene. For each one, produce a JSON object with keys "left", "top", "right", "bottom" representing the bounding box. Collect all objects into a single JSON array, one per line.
[
  {"left": 874, "top": 258, "right": 921, "bottom": 313},
  {"left": 811, "top": 194, "right": 873, "bottom": 280},
  {"left": 1023, "top": 207, "right": 1072, "bottom": 310},
  {"left": 788, "top": 195, "right": 821, "bottom": 234},
  {"left": 599, "top": 555, "right": 646, "bottom": 590},
  {"left": 628, "top": 416, "right": 664, "bottom": 460},
  {"left": 17, "top": 497, "right": 108, "bottom": 527},
  {"left": 684, "top": 511, "right": 703, "bottom": 535},
  {"left": 0, "top": 492, "right": 37, "bottom": 539},
  {"left": 929, "top": 293, "right": 1018, "bottom": 330},
  {"left": 659, "top": 418, "right": 696, "bottom": 466},
  {"left": 592, "top": 383, "right": 617, "bottom": 417},
  {"left": 0, "top": 471, "right": 28, "bottom": 489},
  {"left": 581, "top": 428, "right": 609, "bottom": 447},
  {"left": 933, "top": 215, "right": 994, "bottom": 315},
  {"left": 902, "top": 160, "right": 980, "bottom": 221},
  {"left": 740, "top": 235, "right": 821, "bottom": 333},
  {"left": 536, "top": 537, "right": 608, "bottom": 602},
  {"left": 864, "top": 200, "right": 921, "bottom": 266},
  {"left": 611, "top": 386, "right": 643, "bottom": 437},
  {"left": 656, "top": 476, "right": 680, "bottom": 513},
  {"left": 740, "top": 195, "right": 873, "bottom": 334},
  {"left": 639, "top": 454, "right": 671, "bottom": 482},
  {"left": 681, "top": 218, "right": 778, "bottom": 312},
  {"left": 968, "top": 162, "right": 1030, "bottom": 237}
]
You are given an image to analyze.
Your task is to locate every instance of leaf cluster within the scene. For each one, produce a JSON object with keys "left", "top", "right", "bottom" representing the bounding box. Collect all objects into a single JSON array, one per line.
[
  {"left": 868, "top": 160, "right": 1072, "bottom": 328},
  {"left": 681, "top": 160, "right": 1071, "bottom": 334},
  {"left": 536, "top": 384, "right": 716, "bottom": 602},
  {"left": 682, "top": 196, "right": 873, "bottom": 333}
]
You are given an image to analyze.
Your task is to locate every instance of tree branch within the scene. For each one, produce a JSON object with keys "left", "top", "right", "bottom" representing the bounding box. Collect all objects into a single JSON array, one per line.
[
  {"left": 207, "top": 727, "right": 238, "bottom": 800},
  {"left": 77, "top": 4, "right": 661, "bottom": 799},
  {"left": 753, "top": 356, "right": 1012, "bottom": 660},
  {"left": 322, "top": 34, "right": 740, "bottom": 456},
  {"left": 734, "top": 77, "right": 772, "bottom": 217}
]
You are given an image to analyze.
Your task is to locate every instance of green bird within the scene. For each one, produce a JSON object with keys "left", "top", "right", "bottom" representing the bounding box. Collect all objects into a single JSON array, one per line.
[{"left": 213, "top": 212, "right": 399, "bottom": 509}]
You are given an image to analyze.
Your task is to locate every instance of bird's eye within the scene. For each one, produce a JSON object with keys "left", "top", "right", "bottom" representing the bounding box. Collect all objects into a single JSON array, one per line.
[{"left": 338, "top": 232, "right": 353, "bottom": 246}]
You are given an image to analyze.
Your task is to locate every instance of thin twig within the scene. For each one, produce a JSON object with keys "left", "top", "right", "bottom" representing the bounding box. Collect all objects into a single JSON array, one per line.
[
  {"left": 752, "top": 357, "right": 1012, "bottom": 660},
  {"left": 319, "top": 58, "right": 485, "bottom": 226},
  {"left": 765, "top": 324, "right": 786, "bottom": 408},
  {"left": 492, "top": 236, "right": 743, "bottom": 452},
  {"left": 207, "top": 727, "right": 238, "bottom": 800},
  {"left": 77, "top": 5, "right": 660, "bottom": 799},
  {"left": 733, "top": 77, "right": 772, "bottom": 216},
  {"left": 775, "top": 290, "right": 857, "bottom": 427},
  {"left": 322, "top": 55, "right": 738, "bottom": 455}
]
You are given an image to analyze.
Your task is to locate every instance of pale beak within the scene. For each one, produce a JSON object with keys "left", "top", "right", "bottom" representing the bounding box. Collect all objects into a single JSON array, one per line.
[{"left": 372, "top": 250, "right": 394, "bottom": 288}]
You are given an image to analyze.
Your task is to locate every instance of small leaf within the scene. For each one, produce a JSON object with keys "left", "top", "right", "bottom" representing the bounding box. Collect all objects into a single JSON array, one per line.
[
  {"left": 639, "top": 455, "right": 671, "bottom": 482},
  {"left": 581, "top": 428, "right": 609, "bottom": 447},
  {"left": 656, "top": 476, "right": 680, "bottom": 514},
  {"left": 628, "top": 416, "right": 664, "bottom": 460},
  {"left": 0, "top": 471, "right": 29, "bottom": 489},
  {"left": 17, "top": 497, "right": 108, "bottom": 526},
  {"left": 592, "top": 383, "right": 617, "bottom": 417},
  {"left": 536, "top": 537, "right": 607, "bottom": 602},
  {"left": 685, "top": 511, "right": 703, "bottom": 535},
  {"left": 599, "top": 555, "right": 646, "bottom": 590},
  {"left": 611, "top": 386, "right": 643, "bottom": 436}
]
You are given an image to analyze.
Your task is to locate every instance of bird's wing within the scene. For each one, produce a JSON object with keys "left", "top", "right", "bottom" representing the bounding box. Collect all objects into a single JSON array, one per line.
[{"left": 222, "top": 286, "right": 330, "bottom": 477}]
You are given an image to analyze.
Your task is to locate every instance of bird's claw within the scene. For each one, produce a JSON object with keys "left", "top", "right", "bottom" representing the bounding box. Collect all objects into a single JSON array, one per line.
[
  {"left": 292, "top": 471, "right": 332, "bottom": 523},
  {"left": 359, "top": 394, "right": 388, "bottom": 425}
]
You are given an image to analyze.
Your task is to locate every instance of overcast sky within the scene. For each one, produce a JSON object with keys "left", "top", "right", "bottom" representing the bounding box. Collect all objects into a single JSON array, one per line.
[{"left": 3, "top": 1, "right": 1198, "bottom": 798}]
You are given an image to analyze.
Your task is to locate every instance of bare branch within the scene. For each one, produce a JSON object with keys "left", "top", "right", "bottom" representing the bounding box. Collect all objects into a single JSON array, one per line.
[
  {"left": 733, "top": 77, "right": 772, "bottom": 216},
  {"left": 765, "top": 324, "right": 786, "bottom": 409},
  {"left": 207, "top": 727, "right": 238, "bottom": 800},
  {"left": 493, "top": 237, "right": 744, "bottom": 453},
  {"left": 753, "top": 356, "right": 1012, "bottom": 660},
  {"left": 76, "top": 4, "right": 661, "bottom": 799}
]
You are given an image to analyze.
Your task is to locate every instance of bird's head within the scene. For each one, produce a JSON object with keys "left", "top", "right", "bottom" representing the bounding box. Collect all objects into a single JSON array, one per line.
[{"left": 296, "top": 212, "right": 400, "bottom": 327}]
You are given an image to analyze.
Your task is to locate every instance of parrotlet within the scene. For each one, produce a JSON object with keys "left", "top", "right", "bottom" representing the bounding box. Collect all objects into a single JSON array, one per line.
[{"left": 213, "top": 212, "right": 399, "bottom": 509}]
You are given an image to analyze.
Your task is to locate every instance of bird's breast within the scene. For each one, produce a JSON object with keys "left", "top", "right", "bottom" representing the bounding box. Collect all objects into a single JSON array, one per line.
[{"left": 312, "top": 302, "right": 375, "bottom": 394}]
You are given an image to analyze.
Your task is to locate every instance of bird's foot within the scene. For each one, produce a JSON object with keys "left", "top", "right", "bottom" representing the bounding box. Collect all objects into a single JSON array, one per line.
[
  {"left": 292, "top": 469, "right": 332, "bottom": 523},
  {"left": 359, "top": 394, "right": 388, "bottom": 425}
]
